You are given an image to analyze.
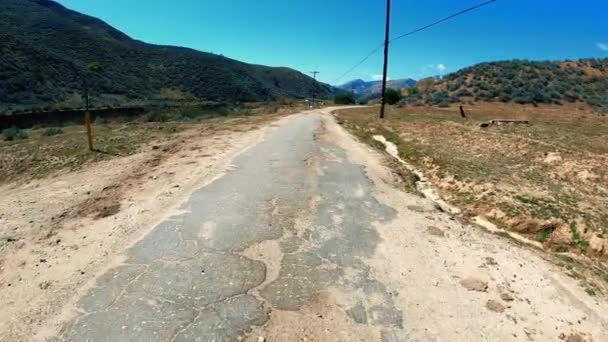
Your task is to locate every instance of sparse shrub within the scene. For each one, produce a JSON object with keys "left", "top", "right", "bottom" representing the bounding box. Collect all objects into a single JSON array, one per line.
[
  {"left": 536, "top": 228, "right": 553, "bottom": 242},
  {"left": 95, "top": 116, "right": 109, "bottom": 124},
  {"left": 384, "top": 88, "right": 402, "bottom": 105},
  {"left": 2, "top": 127, "right": 28, "bottom": 141},
  {"left": 276, "top": 96, "right": 292, "bottom": 106},
  {"left": 144, "top": 111, "right": 170, "bottom": 122},
  {"left": 334, "top": 93, "right": 355, "bottom": 105},
  {"left": 42, "top": 127, "right": 64, "bottom": 136},
  {"left": 454, "top": 88, "right": 473, "bottom": 97},
  {"left": 438, "top": 101, "right": 450, "bottom": 108}
]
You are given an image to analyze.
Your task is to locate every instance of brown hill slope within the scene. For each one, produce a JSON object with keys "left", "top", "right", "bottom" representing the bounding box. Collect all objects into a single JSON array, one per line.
[
  {"left": 0, "top": 0, "right": 332, "bottom": 114},
  {"left": 405, "top": 59, "right": 608, "bottom": 113}
]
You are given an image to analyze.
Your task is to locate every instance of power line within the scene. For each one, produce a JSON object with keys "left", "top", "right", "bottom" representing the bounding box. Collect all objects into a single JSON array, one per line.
[
  {"left": 331, "top": 0, "right": 497, "bottom": 85},
  {"left": 390, "top": 0, "right": 497, "bottom": 43},
  {"left": 331, "top": 43, "right": 384, "bottom": 85},
  {"left": 310, "top": 71, "right": 320, "bottom": 107}
]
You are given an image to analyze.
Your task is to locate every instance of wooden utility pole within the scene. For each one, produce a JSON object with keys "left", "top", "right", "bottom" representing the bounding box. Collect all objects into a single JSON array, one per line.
[
  {"left": 83, "top": 78, "right": 94, "bottom": 151},
  {"left": 310, "top": 71, "right": 320, "bottom": 108},
  {"left": 379, "top": 0, "right": 391, "bottom": 119},
  {"left": 83, "top": 62, "right": 102, "bottom": 151}
]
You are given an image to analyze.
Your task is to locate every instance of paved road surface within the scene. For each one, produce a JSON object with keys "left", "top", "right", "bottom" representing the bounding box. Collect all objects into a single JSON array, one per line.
[
  {"left": 56, "top": 110, "right": 608, "bottom": 341},
  {"left": 58, "top": 112, "right": 404, "bottom": 341}
]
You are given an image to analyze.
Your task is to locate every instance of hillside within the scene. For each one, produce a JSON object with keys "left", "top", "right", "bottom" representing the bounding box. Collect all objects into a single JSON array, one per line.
[
  {"left": 339, "top": 78, "right": 416, "bottom": 98},
  {"left": 408, "top": 59, "right": 608, "bottom": 112},
  {"left": 0, "top": 0, "right": 332, "bottom": 114}
]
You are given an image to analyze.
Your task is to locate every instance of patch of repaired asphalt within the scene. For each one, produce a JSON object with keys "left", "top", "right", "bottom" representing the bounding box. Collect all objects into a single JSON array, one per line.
[{"left": 57, "top": 113, "right": 403, "bottom": 341}]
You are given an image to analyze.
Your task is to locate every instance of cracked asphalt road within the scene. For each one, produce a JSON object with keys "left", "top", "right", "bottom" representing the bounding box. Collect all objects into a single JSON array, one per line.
[
  {"left": 54, "top": 110, "right": 608, "bottom": 342},
  {"left": 57, "top": 111, "right": 405, "bottom": 341}
]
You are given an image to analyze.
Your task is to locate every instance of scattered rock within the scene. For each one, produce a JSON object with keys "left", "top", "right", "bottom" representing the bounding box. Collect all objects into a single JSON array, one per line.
[
  {"left": 460, "top": 277, "right": 488, "bottom": 292},
  {"left": 427, "top": 226, "right": 445, "bottom": 237},
  {"left": 543, "top": 152, "right": 562, "bottom": 164},
  {"left": 565, "top": 334, "right": 585, "bottom": 342},
  {"left": 485, "top": 257, "right": 498, "bottom": 266},
  {"left": 500, "top": 293, "right": 515, "bottom": 302},
  {"left": 39, "top": 281, "right": 51, "bottom": 290},
  {"left": 152, "top": 145, "right": 161, "bottom": 150},
  {"left": 486, "top": 299, "right": 506, "bottom": 313},
  {"left": 39, "top": 258, "right": 47, "bottom": 263},
  {"left": 588, "top": 235, "right": 605, "bottom": 257},
  {"left": 512, "top": 219, "right": 544, "bottom": 234},
  {"left": 548, "top": 223, "right": 573, "bottom": 246},
  {"left": 407, "top": 205, "right": 427, "bottom": 213},
  {"left": 576, "top": 170, "right": 598, "bottom": 182},
  {"left": 523, "top": 327, "right": 537, "bottom": 339}
]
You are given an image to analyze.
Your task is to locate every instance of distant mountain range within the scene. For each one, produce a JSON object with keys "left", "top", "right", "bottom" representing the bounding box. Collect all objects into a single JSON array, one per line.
[
  {"left": 0, "top": 0, "right": 332, "bottom": 114},
  {"left": 338, "top": 78, "right": 417, "bottom": 98}
]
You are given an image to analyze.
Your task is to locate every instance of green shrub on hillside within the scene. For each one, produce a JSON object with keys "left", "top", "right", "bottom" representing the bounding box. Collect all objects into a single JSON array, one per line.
[
  {"left": 335, "top": 93, "right": 355, "bottom": 105},
  {"left": 384, "top": 88, "right": 402, "bottom": 105},
  {"left": 2, "top": 127, "right": 28, "bottom": 141},
  {"left": 422, "top": 59, "right": 608, "bottom": 109},
  {"left": 42, "top": 127, "right": 64, "bottom": 136}
]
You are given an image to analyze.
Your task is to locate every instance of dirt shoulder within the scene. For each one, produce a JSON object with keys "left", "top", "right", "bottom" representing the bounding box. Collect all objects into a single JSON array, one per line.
[
  {"left": 0, "top": 111, "right": 291, "bottom": 341},
  {"left": 334, "top": 103, "right": 608, "bottom": 294},
  {"left": 321, "top": 111, "right": 608, "bottom": 341}
]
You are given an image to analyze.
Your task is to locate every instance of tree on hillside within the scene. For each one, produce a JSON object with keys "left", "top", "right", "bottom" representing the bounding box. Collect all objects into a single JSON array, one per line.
[
  {"left": 83, "top": 62, "right": 102, "bottom": 110},
  {"left": 384, "top": 88, "right": 402, "bottom": 105},
  {"left": 334, "top": 93, "right": 355, "bottom": 105}
]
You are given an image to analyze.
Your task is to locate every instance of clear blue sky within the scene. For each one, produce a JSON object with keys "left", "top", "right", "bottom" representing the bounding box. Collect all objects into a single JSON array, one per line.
[{"left": 58, "top": 0, "right": 608, "bottom": 85}]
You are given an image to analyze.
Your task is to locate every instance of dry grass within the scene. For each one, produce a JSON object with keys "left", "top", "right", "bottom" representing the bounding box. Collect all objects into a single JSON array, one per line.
[
  {"left": 0, "top": 103, "right": 303, "bottom": 183},
  {"left": 336, "top": 103, "right": 608, "bottom": 259}
]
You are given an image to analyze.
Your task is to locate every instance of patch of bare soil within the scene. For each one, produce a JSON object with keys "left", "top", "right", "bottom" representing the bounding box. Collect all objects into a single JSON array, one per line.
[{"left": 0, "top": 116, "right": 281, "bottom": 341}]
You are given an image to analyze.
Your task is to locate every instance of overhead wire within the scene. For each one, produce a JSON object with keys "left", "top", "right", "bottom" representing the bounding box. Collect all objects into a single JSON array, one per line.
[{"left": 331, "top": 0, "right": 498, "bottom": 85}]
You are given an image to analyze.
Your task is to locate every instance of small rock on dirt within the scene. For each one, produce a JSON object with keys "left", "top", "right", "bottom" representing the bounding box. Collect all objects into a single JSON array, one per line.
[
  {"left": 588, "top": 235, "right": 606, "bottom": 257},
  {"left": 485, "top": 257, "right": 498, "bottom": 266},
  {"left": 543, "top": 152, "right": 562, "bottom": 164},
  {"left": 563, "top": 334, "right": 585, "bottom": 342},
  {"left": 427, "top": 226, "right": 445, "bottom": 237},
  {"left": 39, "top": 281, "right": 51, "bottom": 290},
  {"left": 500, "top": 293, "right": 515, "bottom": 302},
  {"left": 486, "top": 299, "right": 506, "bottom": 313},
  {"left": 407, "top": 205, "right": 427, "bottom": 213},
  {"left": 460, "top": 277, "right": 488, "bottom": 292},
  {"left": 548, "top": 223, "right": 573, "bottom": 246},
  {"left": 512, "top": 219, "right": 544, "bottom": 234}
]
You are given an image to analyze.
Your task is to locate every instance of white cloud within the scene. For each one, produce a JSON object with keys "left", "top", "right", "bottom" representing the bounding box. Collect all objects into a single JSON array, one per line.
[
  {"left": 370, "top": 74, "right": 391, "bottom": 81},
  {"left": 598, "top": 43, "right": 608, "bottom": 51},
  {"left": 423, "top": 64, "right": 447, "bottom": 74}
]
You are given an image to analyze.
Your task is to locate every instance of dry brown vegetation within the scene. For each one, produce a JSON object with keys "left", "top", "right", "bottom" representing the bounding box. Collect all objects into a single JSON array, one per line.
[
  {"left": 0, "top": 103, "right": 306, "bottom": 183},
  {"left": 336, "top": 103, "right": 608, "bottom": 262}
]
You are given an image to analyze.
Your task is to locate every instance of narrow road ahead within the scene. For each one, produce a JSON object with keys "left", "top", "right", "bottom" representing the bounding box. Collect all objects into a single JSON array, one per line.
[{"left": 57, "top": 111, "right": 607, "bottom": 341}]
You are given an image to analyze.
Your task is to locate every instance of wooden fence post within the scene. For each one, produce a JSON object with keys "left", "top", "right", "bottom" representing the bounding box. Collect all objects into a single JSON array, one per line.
[
  {"left": 459, "top": 105, "right": 467, "bottom": 119},
  {"left": 85, "top": 111, "right": 94, "bottom": 150}
]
